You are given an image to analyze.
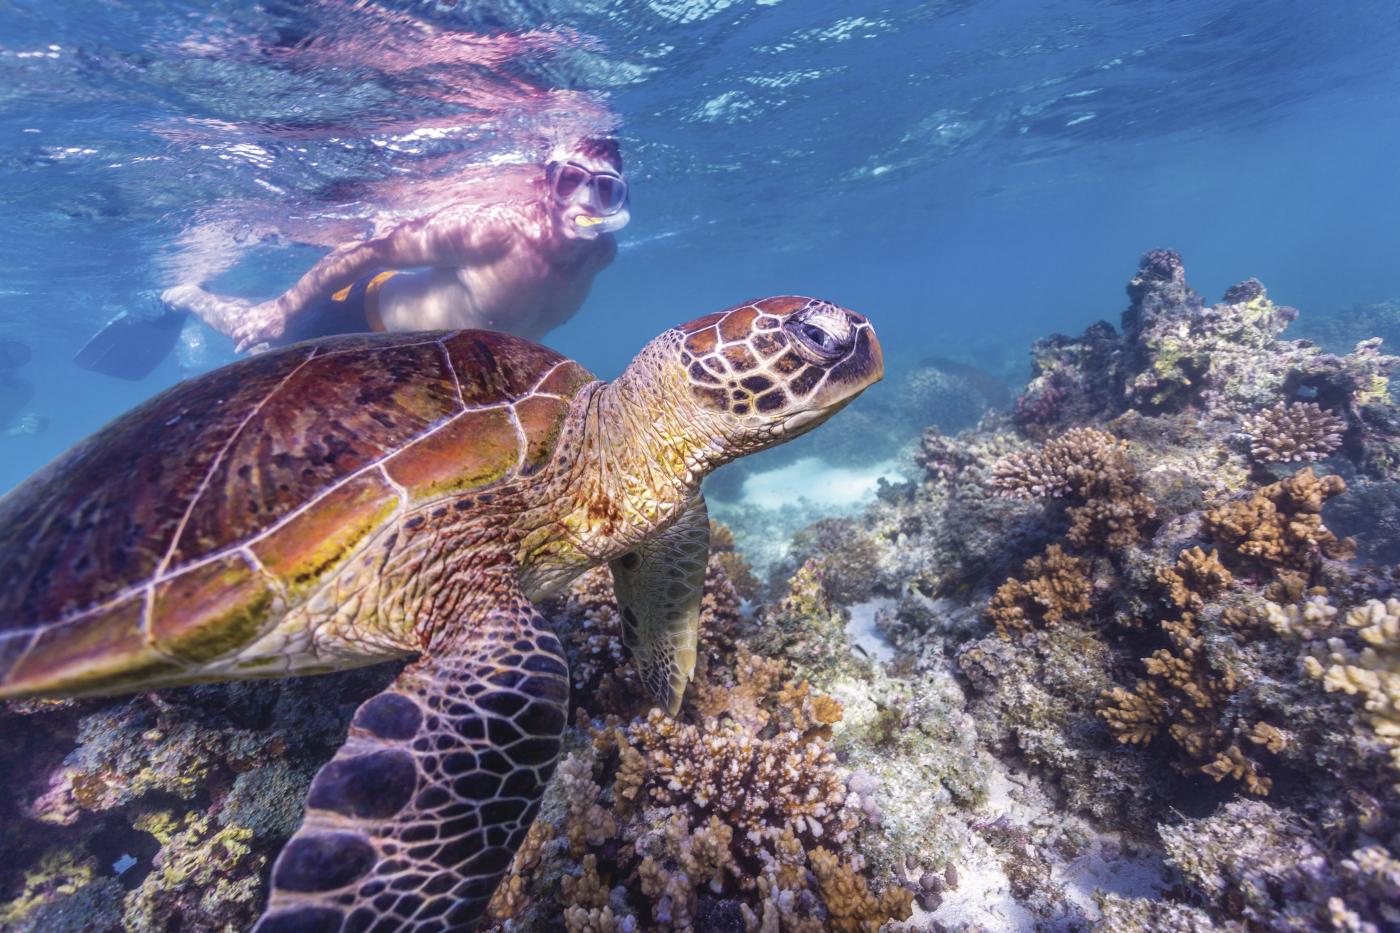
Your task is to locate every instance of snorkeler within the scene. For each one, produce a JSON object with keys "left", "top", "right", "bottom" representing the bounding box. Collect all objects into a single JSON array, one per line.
[{"left": 75, "top": 139, "right": 629, "bottom": 377}]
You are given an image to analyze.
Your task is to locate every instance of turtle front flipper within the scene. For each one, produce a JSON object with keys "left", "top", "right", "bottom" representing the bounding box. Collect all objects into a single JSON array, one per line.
[
  {"left": 610, "top": 495, "right": 708, "bottom": 716},
  {"left": 254, "top": 597, "right": 569, "bottom": 933}
]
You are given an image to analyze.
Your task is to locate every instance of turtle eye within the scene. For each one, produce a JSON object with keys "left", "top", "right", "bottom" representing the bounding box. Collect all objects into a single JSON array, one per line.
[{"left": 787, "top": 315, "right": 851, "bottom": 362}]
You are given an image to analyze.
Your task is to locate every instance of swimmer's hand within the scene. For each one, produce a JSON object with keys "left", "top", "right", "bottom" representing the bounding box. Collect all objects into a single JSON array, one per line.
[
  {"left": 162, "top": 285, "right": 286, "bottom": 353},
  {"left": 228, "top": 300, "right": 287, "bottom": 353}
]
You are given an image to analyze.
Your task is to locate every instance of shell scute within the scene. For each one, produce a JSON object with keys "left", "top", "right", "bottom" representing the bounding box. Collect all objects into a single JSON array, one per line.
[
  {"left": 252, "top": 472, "right": 400, "bottom": 597},
  {"left": 169, "top": 341, "right": 461, "bottom": 566},
  {"left": 718, "top": 307, "right": 758, "bottom": 343},
  {"left": 0, "top": 329, "right": 597, "bottom": 693},
  {"left": 7, "top": 596, "right": 181, "bottom": 696},
  {"left": 752, "top": 296, "right": 809, "bottom": 316},
  {"left": 0, "top": 346, "right": 317, "bottom": 628},
  {"left": 679, "top": 311, "right": 725, "bottom": 334},
  {"left": 513, "top": 396, "right": 571, "bottom": 475},
  {"left": 535, "top": 360, "right": 595, "bottom": 397},
  {"left": 383, "top": 406, "right": 519, "bottom": 500},
  {"left": 152, "top": 553, "right": 275, "bottom": 663},
  {"left": 441, "top": 332, "right": 570, "bottom": 406}
]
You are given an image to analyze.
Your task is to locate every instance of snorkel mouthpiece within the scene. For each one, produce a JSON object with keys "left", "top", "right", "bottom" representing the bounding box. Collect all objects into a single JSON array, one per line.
[{"left": 575, "top": 206, "right": 630, "bottom": 236}]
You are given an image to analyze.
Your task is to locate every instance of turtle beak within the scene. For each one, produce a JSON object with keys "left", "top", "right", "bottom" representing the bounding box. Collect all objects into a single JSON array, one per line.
[{"left": 805, "top": 317, "right": 883, "bottom": 411}]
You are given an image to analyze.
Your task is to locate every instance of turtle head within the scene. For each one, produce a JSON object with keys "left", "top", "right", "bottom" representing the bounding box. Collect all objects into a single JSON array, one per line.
[{"left": 670, "top": 296, "right": 883, "bottom": 460}]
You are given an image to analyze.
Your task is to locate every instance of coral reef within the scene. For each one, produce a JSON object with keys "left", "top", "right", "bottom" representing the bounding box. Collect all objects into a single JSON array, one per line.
[
  {"left": 0, "top": 666, "right": 397, "bottom": 931},
  {"left": 1243, "top": 400, "right": 1346, "bottom": 463},
  {"left": 8, "top": 251, "right": 1400, "bottom": 931},
  {"left": 479, "top": 548, "right": 918, "bottom": 933},
  {"left": 1203, "top": 467, "right": 1355, "bottom": 571},
  {"left": 780, "top": 252, "right": 1400, "bottom": 928}
]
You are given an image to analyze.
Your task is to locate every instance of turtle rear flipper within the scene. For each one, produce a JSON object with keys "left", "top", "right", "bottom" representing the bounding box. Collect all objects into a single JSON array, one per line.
[
  {"left": 255, "top": 596, "right": 569, "bottom": 932},
  {"left": 610, "top": 495, "right": 708, "bottom": 715}
]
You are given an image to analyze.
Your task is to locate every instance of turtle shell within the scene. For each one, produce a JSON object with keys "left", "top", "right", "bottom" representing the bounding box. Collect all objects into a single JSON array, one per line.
[{"left": 0, "top": 331, "right": 594, "bottom": 697}]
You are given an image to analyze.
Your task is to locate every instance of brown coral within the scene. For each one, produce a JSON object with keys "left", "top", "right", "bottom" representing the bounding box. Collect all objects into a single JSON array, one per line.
[
  {"left": 710, "top": 521, "right": 762, "bottom": 602},
  {"left": 1204, "top": 468, "right": 1355, "bottom": 571},
  {"left": 1242, "top": 401, "right": 1346, "bottom": 463},
  {"left": 1098, "top": 608, "right": 1282, "bottom": 795},
  {"left": 1158, "top": 547, "right": 1233, "bottom": 612},
  {"left": 992, "top": 428, "right": 1155, "bottom": 549},
  {"left": 987, "top": 545, "right": 1093, "bottom": 640},
  {"left": 808, "top": 847, "right": 915, "bottom": 933}
]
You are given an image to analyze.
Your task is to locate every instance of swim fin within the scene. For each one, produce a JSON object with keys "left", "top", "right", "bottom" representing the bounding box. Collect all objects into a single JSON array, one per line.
[{"left": 73, "top": 306, "right": 186, "bottom": 381}]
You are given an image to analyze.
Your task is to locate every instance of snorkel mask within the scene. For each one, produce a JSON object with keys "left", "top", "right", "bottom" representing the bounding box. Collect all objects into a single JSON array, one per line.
[{"left": 548, "top": 160, "right": 630, "bottom": 236}]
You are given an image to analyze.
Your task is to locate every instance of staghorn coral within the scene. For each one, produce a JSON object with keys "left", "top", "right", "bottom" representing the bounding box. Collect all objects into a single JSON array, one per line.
[
  {"left": 1243, "top": 401, "right": 1346, "bottom": 463},
  {"left": 992, "top": 428, "right": 1155, "bottom": 550},
  {"left": 1306, "top": 598, "right": 1400, "bottom": 780},
  {"left": 986, "top": 545, "right": 1093, "bottom": 640},
  {"left": 1204, "top": 467, "right": 1355, "bottom": 572}
]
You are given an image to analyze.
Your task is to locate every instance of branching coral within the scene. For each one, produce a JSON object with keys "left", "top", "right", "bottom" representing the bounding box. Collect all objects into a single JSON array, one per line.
[
  {"left": 490, "top": 553, "right": 909, "bottom": 932},
  {"left": 1157, "top": 547, "right": 1233, "bottom": 612},
  {"left": 1306, "top": 598, "right": 1400, "bottom": 780},
  {"left": 1098, "top": 543, "right": 1293, "bottom": 795},
  {"left": 807, "top": 847, "right": 915, "bottom": 933},
  {"left": 1263, "top": 595, "right": 1338, "bottom": 640},
  {"left": 616, "top": 708, "right": 856, "bottom": 860},
  {"left": 1204, "top": 468, "right": 1355, "bottom": 572},
  {"left": 987, "top": 545, "right": 1093, "bottom": 640},
  {"left": 1099, "top": 608, "right": 1276, "bottom": 794},
  {"left": 1243, "top": 401, "right": 1346, "bottom": 463},
  {"left": 992, "top": 428, "right": 1155, "bottom": 549}
]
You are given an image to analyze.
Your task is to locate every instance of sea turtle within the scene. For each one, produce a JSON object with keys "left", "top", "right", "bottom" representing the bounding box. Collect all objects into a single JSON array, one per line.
[{"left": 0, "top": 296, "right": 882, "bottom": 931}]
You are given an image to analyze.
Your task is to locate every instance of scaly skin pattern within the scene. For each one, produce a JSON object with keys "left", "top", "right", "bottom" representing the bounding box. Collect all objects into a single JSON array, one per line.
[{"left": 0, "top": 297, "right": 882, "bottom": 931}]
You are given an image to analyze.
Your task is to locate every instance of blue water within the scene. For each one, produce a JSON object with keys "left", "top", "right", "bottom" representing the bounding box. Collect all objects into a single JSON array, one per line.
[{"left": 2, "top": 0, "right": 1400, "bottom": 492}]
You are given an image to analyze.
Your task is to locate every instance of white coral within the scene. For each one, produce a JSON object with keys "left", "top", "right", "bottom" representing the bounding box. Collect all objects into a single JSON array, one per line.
[
  {"left": 1243, "top": 401, "right": 1345, "bottom": 463},
  {"left": 1264, "top": 595, "right": 1337, "bottom": 639},
  {"left": 1306, "top": 598, "right": 1400, "bottom": 780}
]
